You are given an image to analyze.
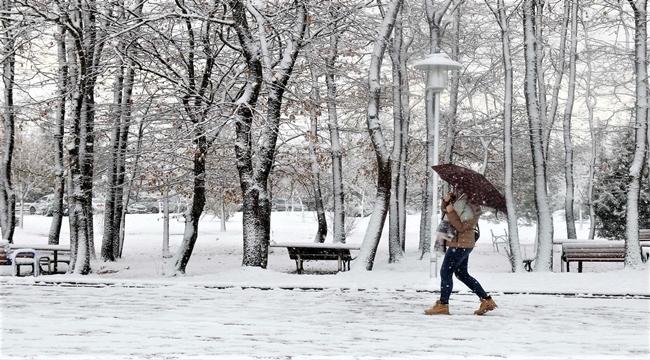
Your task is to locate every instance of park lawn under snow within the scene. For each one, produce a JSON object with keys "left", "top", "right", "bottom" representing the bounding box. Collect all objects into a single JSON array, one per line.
[
  {"left": 2, "top": 283, "right": 649, "bottom": 359},
  {"left": 1, "top": 212, "right": 649, "bottom": 359},
  {"left": 2, "top": 211, "right": 649, "bottom": 295}
]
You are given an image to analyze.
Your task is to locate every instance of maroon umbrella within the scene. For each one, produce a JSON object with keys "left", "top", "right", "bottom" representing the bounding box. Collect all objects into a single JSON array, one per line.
[{"left": 432, "top": 164, "right": 507, "bottom": 213}]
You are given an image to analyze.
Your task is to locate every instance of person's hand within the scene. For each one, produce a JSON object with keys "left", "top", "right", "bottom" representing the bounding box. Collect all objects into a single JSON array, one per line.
[
  {"left": 443, "top": 192, "right": 453, "bottom": 203},
  {"left": 446, "top": 204, "right": 455, "bottom": 213}
]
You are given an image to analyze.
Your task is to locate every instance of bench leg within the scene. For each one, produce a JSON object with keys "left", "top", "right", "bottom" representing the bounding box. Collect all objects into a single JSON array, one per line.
[
  {"left": 523, "top": 260, "right": 532, "bottom": 272},
  {"left": 566, "top": 261, "right": 570, "bottom": 273},
  {"left": 578, "top": 261, "right": 582, "bottom": 273},
  {"left": 294, "top": 260, "right": 301, "bottom": 274}
]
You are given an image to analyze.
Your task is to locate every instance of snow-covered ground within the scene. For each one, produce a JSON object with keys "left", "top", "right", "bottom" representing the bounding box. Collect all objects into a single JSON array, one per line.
[
  {"left": 2, "top": 283, "right": 649, "bottom": 359},
  {"left": 1, "top": 212, "right": 649, "bottom": 359}
]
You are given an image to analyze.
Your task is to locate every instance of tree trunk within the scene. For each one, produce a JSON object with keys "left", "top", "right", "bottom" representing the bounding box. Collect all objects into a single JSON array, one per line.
[
  {"left": 101, "top": 45, "right": 125, "bottom": 261},
  {"left": 523, "top": 0, "right": 554, "bottom": 271},
  {"left": 487, "top": 0, "right": 524, "bottom": 272},
  {"left": 562, "top": 0, "right": 578, "bottom": 240},
  {"left": 48, "top": 23, "right": 67, "bottom": 246},
  {"left": 535, "top": 0, "right": 549, "bottom": 159},
  {"left": 442, "top": 1, "right": 461, "bottom": 170},
  {"left": 324, "top": 12, "right": 345, "bottom": 244},
  {"left": 388, "top": 9, "right": 405, "bottom": 263},
  {"left": 419, "top": 89, "right": 434, "bottom": 257},
  {"left": 163, "top": 187, "right": 170, "bottom": 257},
  {"left": 65, "top": 0, "right": 108, "bottom": 273},
  {"left": 354, "top": 0, "right": 402, "bottom": 271},
  {"left": 583, "top": 14, "right": 598, "bottom": 240},
  {"left": 624, "top": 0, "right": 648, "bottom": 268},
  {"left": 0, "top": 0, "right": 16, "bottom": 243},
  {"left": 118, "top": 116, "right": 145, "bottom": 258},
  {"left": 220, "top": 179, "right": 227, "bottom": 232},
  {"left": 174, "top": 134, "right": 207, "bottom": 273},
  {"left": 231, "top": 0, "right": 306, "bottom": 267},
  {"left": 307, "top": 65, "right": 327, "bottom": 243},
  {"left": 397, "top": 17, "right": 411, "bottom": 253},
  {"left": 544, "top": 0, "right": 570, "bottom": 159}
]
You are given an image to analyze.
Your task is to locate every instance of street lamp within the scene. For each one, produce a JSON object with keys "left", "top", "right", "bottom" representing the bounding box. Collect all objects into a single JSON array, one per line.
[{"left": 413, "top": 52, "right": 462, "bottom": 278}]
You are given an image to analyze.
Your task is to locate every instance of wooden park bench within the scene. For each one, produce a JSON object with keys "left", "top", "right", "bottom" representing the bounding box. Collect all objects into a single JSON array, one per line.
[
  {"left": 640, "top": 228, "right": 650, "bottom": 252},
  {"left": 561, "top": 237, "right": 649, "bottom": 273},
  {"left": 270, "top": 242, "right": 360, "bottom": 274}
]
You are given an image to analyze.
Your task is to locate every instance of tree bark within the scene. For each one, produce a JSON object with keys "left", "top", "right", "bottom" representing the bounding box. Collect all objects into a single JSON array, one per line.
[
  {"left": 523, "top": 0, "right": 554, "bottom": 271},
  {"left": 388, "top": 8, "right": 405, "bottom": 263},
  {"left": 442, "top": 1, "right": 461, "bottom": 171},
  {"left": 231, "top": 0, "right": 307, "bottom": 267},
  {"left": 486, "top": 0, "right": 523, "bottom": 272},
  {"left": 307, "top": 65, "right": 327, "bottom": 243},
  {"left": 174, "top": 133, "right": 207, "bottom": 272},
  {"left": 172, "top": 1, "right": 221, "bottom": 273},
  {"left": 582, "top": 13, "right": 598, "bottom": 240},
  {"left": 624, "top": 0, "right": 648, "bottom": 269},
  {"left": 324, "top": 7, "right": 345, "bottom": 243},
  {"left": 48, "top": 23, "right": 68, "bottom": 246},
  {"left": 63, "top": 0, "right": 103, "bottom": 274},
  {"left": 562, "top": 0, "right": 578, "bottom": 240},
  {"left": 0, "top": 0, "right": 17, "bottom": 243},
  {"left": 101, "top": 37, "right": 125, "bottom": 261},
  {"left": 535, "top": 0, "right": 549, "bottom": 159},
  {"left": 354, "top": 0, "right": 402, "bottom": 271},
  {"left": 544, "top": 0, "right": 570, "bottom": 159}
]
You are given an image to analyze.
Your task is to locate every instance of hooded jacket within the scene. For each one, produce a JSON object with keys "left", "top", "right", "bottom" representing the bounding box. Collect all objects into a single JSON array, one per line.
[{"left": 443, "top": 195, "right": 481, "bottom": 249}]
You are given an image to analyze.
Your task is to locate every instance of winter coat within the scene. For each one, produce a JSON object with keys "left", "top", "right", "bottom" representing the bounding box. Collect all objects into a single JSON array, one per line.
[{"left": 443, "top": 196, "right": 481, "bottom": 249}]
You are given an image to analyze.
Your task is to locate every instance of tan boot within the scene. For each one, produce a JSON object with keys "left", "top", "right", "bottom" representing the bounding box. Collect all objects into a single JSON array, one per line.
[
  {"left": 424, "top": 300, "right": 450, "bottom": 315},
  {"left": 474, "top": 297, "right": 497, "bottom": 315}
]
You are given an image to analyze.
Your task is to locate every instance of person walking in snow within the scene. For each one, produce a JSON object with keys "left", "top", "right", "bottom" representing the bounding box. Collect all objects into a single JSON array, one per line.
[{"left": 424, "top": 191, "right": 497, "bottom": 316}]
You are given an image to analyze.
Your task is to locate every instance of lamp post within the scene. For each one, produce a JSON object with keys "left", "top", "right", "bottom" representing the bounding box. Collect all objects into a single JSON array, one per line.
[{"left": 413, "top": 52, "right": 462, "bottom": 278}]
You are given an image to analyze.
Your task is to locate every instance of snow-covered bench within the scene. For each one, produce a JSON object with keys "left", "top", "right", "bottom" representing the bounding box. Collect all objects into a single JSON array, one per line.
[
  {"left": 561, "top": 240, "right": 648, "bottom": 273},
  {"left": 270, "top": 242, "right": 360, "bottom": 274}
]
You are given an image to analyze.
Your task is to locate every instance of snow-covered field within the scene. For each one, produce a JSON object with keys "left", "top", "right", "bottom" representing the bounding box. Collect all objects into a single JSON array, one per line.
[
  {"left": 2, "top": 283, "right": 649, "bottom": 359},
  {"left": 1, "top": 212, "right": 649, "bottom": 359}
]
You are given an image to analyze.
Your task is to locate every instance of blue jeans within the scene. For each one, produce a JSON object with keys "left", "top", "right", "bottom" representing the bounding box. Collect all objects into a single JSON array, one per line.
[{"left": 440, "top": 247, "right": 488, "bottom": 304}]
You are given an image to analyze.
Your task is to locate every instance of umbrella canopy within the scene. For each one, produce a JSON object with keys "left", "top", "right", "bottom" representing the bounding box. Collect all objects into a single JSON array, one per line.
[{"left": 432, "top": 164, "right": 507, "bottom": 213}]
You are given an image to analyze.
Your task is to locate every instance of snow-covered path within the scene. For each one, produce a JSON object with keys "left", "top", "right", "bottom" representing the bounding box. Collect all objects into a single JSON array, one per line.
[{"left": 1, "top": 283, "right": 648, "bottom": 359}]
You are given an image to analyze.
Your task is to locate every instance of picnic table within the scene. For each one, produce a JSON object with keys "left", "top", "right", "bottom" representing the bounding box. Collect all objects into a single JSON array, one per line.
[
  {"left": 270, "top": 242, "right": 360, "bottom": 274},
  {"left": 9, "top": 243, "right": 71, "bottom": 274}
]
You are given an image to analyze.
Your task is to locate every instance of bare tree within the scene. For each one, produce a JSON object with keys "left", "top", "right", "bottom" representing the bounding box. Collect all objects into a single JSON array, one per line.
[
  {"left": 48, "top": 23, "right": 67, "bottom": 245},
  {"left": 543, "top": 0, "right": 570, "bottom": 159},
  {"left": 523, "top": 0, "right": 554, "bottom": 271},
  {"left": 581, "top": 12, "right": 598, "bottom": 240},
  {"left": 354, "top": 0, "right": 402, "bottom": 270},
  {"left": 485, "top": 0, "right": 523, "bottom": 272},
  {"left": 562, "top": 0, "right": 578, "bottom": 240},
  {"left": 0, "top": 0, "right": 17, "bottom": 243},
  {"left": 324, "top": 2, "right": 346, "bottom": 244},
  {"left": 388, "top": 3, "right": 409, "bottom": 263},
  {"left": 306, "top": 63, "right": 327, "bottom": 243},
  {"left": 102, "top": 0, "right": 143, "bottom": 261},
  {"left": 624, "top": 0, "right": 648, "bottom": 268},
  {"left": 230, "top": 0, "right": 307, "bottom": 268}
]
